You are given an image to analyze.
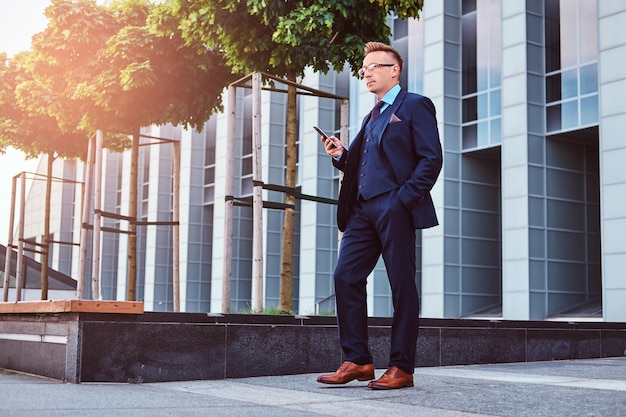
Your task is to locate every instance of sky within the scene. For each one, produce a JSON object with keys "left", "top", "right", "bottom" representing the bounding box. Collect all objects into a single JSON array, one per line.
[{"left": 0, "top": 1, "right": 52, "bottom": 245}]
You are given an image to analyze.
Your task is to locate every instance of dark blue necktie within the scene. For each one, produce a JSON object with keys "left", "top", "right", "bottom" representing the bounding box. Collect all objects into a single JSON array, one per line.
[{"left": 371, "top": 101, "right": 384, "bottom": 122}]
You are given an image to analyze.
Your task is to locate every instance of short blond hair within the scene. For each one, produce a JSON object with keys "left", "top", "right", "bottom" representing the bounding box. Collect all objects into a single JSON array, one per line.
[{"left": 364, "top": 41, "right": 404, "bottom": 73}]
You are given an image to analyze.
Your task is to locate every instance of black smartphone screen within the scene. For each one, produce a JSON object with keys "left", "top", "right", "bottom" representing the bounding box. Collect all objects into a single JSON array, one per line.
[
  {"left": 314, "top": 126, "right": 337, "bottom": 148},
  {"left": 313, "top": 126, "right": 328, "bottom": 139}
]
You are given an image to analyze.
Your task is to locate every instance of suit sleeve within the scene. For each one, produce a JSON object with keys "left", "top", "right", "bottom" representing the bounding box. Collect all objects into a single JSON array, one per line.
[
  {"left": 331, "top": 149, "right": 348, "bottom": 172},
  {"left": 397, "top": 95, "right": 443, "bottom": 209}
]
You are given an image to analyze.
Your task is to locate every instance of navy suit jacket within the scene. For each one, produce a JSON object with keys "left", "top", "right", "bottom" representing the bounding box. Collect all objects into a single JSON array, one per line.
[{"left": 333, "top": 89, "right": 443, "bottom": 232}]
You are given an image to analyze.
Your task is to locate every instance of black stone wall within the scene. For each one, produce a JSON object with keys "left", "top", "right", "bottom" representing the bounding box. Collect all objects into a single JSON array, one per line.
[{"left": 1, "top": 312, "right": 624, "bottom": 383}]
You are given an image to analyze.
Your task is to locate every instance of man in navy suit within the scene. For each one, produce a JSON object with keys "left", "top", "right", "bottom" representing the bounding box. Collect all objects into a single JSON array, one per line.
[{"left": 317, "top": 42, "right": 442, "bottom": 390}]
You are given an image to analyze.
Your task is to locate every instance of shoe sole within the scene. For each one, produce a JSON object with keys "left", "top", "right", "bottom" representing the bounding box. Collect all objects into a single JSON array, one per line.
[
  {"left": 368, "top": 381, "right": 414, "bottom": 390},
  {"left": 317, "top": 373, "right": 375, "bottom": 384}
]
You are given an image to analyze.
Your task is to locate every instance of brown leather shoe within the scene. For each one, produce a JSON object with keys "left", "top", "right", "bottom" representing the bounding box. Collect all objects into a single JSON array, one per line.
[
  {"left": 367, "top": 366, "right": 414, "bottom": 390},
  {"left": 317, "top": 361, "right": 375, "bottom": 384}
]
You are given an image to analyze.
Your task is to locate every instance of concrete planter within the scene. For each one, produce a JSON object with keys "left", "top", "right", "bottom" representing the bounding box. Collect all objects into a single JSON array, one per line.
[{"left": 0, "top": 304, "right": 625, "bottom": 383}]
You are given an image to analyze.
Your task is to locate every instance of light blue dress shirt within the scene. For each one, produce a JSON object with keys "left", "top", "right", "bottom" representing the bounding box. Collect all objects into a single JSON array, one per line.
[
  {"left": 378, "top": 83, "right": 401, "bottom": 115},
  {"left": 333, "top": 84, "right": 401, "bottom": 161}
]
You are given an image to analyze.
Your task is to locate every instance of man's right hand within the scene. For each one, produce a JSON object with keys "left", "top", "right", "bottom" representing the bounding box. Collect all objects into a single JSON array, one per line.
[{"left": 323, "top": 135, "right": 343, "bottom": 158}]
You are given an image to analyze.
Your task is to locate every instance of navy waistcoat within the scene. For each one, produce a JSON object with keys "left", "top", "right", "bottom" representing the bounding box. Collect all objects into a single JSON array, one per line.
[{"left": 357, "top": 115, "right": 398, "bottom": 200}]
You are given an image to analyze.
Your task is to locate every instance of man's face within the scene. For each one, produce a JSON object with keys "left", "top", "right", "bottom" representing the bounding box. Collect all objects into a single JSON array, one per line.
[{"left": 361, "top": 50, "right": 398, "bottom": 99}]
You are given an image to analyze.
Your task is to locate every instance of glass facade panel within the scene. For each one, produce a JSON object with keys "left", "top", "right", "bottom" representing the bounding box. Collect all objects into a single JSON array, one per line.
[
  {"left": 559, "top": 0, "right": 577, "bottom": 69},
  {"left": 579, "top": 0, "right": 597, "bottom": 64},
  {"left": 490, "top": 90, "right": 501, "bottom": 117},
  {"left": 462, "top": 0, "right": 476, "bottom": 14},
  {"left": 477, "top": 121, "right": 488, "bottom": 147},
  {"left": 478, "top": 93, "right": 488, "bottom": 119},
  {"left": 458, "top": 151, "right": 502, "bottom": 317},
  {"left": 561, "top": 68, "right": 577, "bottom": 99},
  {"left": 394, "top": 17, "right": 408, "bottom": 39},
  {"left": 547, "top": 104, "right": 561, "bottom": 131},
  {"left": 561, "top": 100, "right": 578, "bottom": 130},
  {"left": 544, "top": 0, "right": 561, "bottom": 73},
  {"left": 581, "top": 96, "right": 598, "bottom": 126},
  {"left": 463, "top": 125, "right": 477, "bottom": 149},
  {"left": 463, "top": 95, "right": 477, "bottom": 123},
  {"left": 580, "top": 64, "right": 598, "bottom": 95},
  {"left": 477, "top": 6, "right": 489, "bottom": 91},
  {"left": 462, "top": 0, "right": 502, "bottom": 150},
  {"left": 546, "top": 73, "right": 561, "bottom": 103},
  {"left": 489, "top": 0, "right": 502, "bottom": 88},
  {"left": 490, "top": 118, "right": 501, "bottom": 144},
  {"left": 544, "top": 0, "right": 598, "bottom": 134},
  {"left": 462, "top": 12, "right": 477, "bottom": 96}
]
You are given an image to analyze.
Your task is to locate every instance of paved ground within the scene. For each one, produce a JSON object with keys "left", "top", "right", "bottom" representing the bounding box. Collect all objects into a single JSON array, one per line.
[{"left": 2, "top": 357, "right": 626, "bottom": 416}]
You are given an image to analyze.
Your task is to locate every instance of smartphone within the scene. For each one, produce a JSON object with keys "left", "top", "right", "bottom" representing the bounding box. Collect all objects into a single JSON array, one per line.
[{"left": 314, "top": 126, "right": 337, "bottom": 147}]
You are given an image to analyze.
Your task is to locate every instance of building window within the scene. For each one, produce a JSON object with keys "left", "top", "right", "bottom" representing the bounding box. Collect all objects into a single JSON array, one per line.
[
  {"left": 461, "top": 0, "right": 502, "bottom": 151},
  {"left": 544, "top": 0, "right": 598, "bottom": 133},
  {"left": 241, "top": 91, "right": 253, "bottom": 196}
]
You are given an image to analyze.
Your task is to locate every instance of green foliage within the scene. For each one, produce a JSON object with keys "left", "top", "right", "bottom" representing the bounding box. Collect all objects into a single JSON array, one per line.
[
  {"left": 18, "top": 0, "right": 238, "bottom": 143},
  {"left": 237, "top": 305, "right": 294, "bottom": 315},
  {"left": 2, "top": 0, "right": 244, "bottom": 161},
  {"left": 85, "top": 0, "right": 239, "bottom": 134},
  {"left": 170, "top": 0, "right": 424, "bottom": 79},
  {"left": 0, "top": 51, "right": 88, "bottom": 160}
]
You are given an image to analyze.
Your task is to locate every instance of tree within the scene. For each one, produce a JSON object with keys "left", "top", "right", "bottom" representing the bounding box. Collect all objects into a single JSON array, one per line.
[
  {"left": 0, "top": 50, "right": 90, "bottom": 299},
  {"left": 169, "top": 0, "right": 424, "bottom": 313},
  {"left": 25, "top": 0, "right": 238, "bottom": 301}
]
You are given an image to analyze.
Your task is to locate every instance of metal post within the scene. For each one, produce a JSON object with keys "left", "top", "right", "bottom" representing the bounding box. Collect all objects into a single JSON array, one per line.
[
  {"left": 77, "top": 135, "right": 94, "bottom": 299},
  {"left": 251, "top": 72, "right": 264, "bottom": 313},
  {"left": 172, "top": 140, "right": 181, "bottom": 312},
  {"left": 91, "top": 129, "right": 103, "bottom": 300},
  {"left": 3, "top": 175, "right": 17, "bottom": 302},
  {"left": 222, "top": 85, "right": 236, "bottom": 313},
  {"left": 15, "top": 172, "right": 26, "bottom": 301}
]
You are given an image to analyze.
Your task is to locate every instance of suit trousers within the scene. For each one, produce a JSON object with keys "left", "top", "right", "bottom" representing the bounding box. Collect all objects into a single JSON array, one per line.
[{"left": 333, "top": 188, "right": 419, "bottom": 375}]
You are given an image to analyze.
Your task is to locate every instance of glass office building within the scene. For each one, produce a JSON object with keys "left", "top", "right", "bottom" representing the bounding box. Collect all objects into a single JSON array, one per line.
[{"left": 11, "top": 0, "right": 626, "bottom": 322}]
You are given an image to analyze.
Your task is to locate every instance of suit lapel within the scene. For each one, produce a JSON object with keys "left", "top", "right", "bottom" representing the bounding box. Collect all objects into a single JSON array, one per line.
[
  {"left": 379, "top": 89, "right": 407, "bottom": 138},
  {"left": 350, "top": 89, "right": 407, "bottom": 163}
]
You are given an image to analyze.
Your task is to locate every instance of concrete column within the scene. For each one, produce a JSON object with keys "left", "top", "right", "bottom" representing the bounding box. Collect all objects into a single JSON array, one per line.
[
  {"left": 501, "top": 1, "right": 530, "bottom": 320},
  {"left": 210, "top": 107, "right": 232, "bottom": 312},
  {"left": 420, "top": 0, "right": 447, "bottom": 318},
  {"left": 598, "top": 2, "right": 626, "bottom": 322}
]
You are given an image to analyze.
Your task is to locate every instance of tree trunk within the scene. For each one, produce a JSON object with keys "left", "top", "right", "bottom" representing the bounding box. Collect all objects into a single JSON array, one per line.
[
  {"left": 126, "top": 128, "right": 139, "bottom": 301},
  {"left": 279, "top": 72, "right": 298, "bottom": 314},
  {"left": 41, "top": 151, "right": 54, "bottom": 300}
]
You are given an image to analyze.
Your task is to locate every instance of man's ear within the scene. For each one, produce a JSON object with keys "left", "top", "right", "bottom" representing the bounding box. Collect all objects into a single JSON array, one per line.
[{"left": 392, "top": 65, "right": 400, "bottom": 79}]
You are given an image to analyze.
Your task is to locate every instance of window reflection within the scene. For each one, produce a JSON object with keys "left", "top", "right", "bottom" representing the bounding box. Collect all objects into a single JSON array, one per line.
[
  {"left": 544, "top": 0, "right": 598, "bottom": 134},
  {"left": 491, "top": 118, "right": 501, "bottom": 144},
  {"left": 581, "top": 96, "right": 598, "bottom": 126},
  {"left": 461, "top": 0, "right": 502, "bottom": 151},
  {"left": 463, "top": 125, "right": 477, "bottom": 149},
  {"left": 463, "top": 96, "right": 477, "bottom": 123},
  {"left": 462, "top": 12, "right": 477, "bottom": 96},
  {"left": 580, "top": 64, "right": 598, "bottom": 95},
  {"left": 490, "top": 90, "right": 501, "bottom": 117},
  {"left": 477, "top": 121, "right": 488, "bottom": 147},
  {"left": 561, "top": 69, "right": 578, "bottom": 100},
  {"left": 559, "top": 0, "right": 578, "bottom": 69},
  {"left": 546, "top": 73, "right": 561, "bottom": 103},
  {"left": 547, "top": 104, "right": 561, "bottom": 132},
  {"left": 562, "top": 100, "right": 578, "bottom": 130}
]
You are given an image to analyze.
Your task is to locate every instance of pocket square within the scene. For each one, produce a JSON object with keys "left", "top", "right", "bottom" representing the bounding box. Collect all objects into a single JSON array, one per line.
[{"left": 389, "top": 113, "right": 402, "bottom": 123}]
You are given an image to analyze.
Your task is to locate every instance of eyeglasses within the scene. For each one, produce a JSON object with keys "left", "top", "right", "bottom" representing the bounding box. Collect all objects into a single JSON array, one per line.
[{"left": 358, "top": 63, "right": 396, "bottom": 77}]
